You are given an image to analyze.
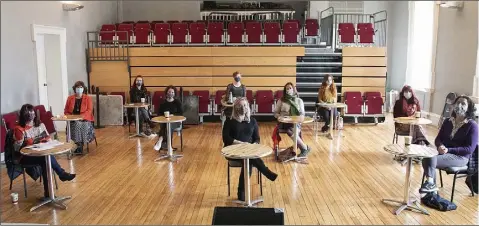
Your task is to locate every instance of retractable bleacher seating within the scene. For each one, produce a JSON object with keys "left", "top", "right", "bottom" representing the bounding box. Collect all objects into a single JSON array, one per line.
[
  {"left": 264, "top": 22, "right": 281, "bottom": 44},
  {"left": 133, "top": 27, "right": 151, "bottom": 45},
  {"left": 304, "top": 19, "right": 319, "bottom": 37},
  {"left": 193, "top": 90, "right": 211, "bottom": 123},
  {"left": 338, "top": 23, "right": 355, "bottom": 44},
  {"left": 153, "top": 23, "right": 170, "bottom": 45},
  {"left": 189, "top": 22, "right": 206, "bottom": 44},
  {"left": 364, "top": 92, "right": 384, "bottom": 123},
  {"left": 152, "top": 91, "right": 166, "bottom": 114},
  {"left": 255, "top": 90, "right": 274, "bottom": 115},
  {"left": 207, "top": 22, "right": 224, "bottom": 44},
  {"left": 117, "top": 23, "right": 134, "bottom": 44},
  {"left": 282, "top": 22, "right": 300, "bottom": 44},
  {"left": 357, "top": 23, "right": 374, "bottom": 44},
  {"left": 171, "top": 22, "right": 188, "bottom": 44},
  {"left": 343, "top": 91, "right": 364, "bottom": 124},
  {"left": 227, "top": 22, "right": 245, "bottom": 44},
  {"left": 245, "top": 21, "right": 262, "bottom": 44},
  {"left": 214, "top": 90, "right": 226, "bottom": 115},
  {"left": 246, "top": 90, "right": 254, "bottom": 113},
  {"left": 99, "top": 24, "right": 116, "bottom": 45}
]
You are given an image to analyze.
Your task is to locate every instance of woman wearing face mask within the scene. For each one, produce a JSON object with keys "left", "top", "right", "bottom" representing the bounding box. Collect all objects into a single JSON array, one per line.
[
  {"left": 154, "top": 85, "right": 183, "bottom": 151},
  {"left": 64, "top": 81, "right": 95, "bottom": 154},
  {"left": 223, "top": 97, "right": 278, "bottom": 201},
  {"left": 420, "top": 96, "right": 478, "bottom": 193},
  {"left": 274, "top": 82, "right": 311, "bottom": 157},
  {"left": 129, "top": 75, "right": 153, "bottom": 135},
  {"left": 14, "top": 104, "right": 76, "bottom": 199},
  {"left": 393, "top": 85, "right": 430, "bottom": 145},
  {"left": 317, "top": 74, "right": 338, "bottom": 132},
  {"left": 221, "top": 71, "right": 246, "bottom": 126}
]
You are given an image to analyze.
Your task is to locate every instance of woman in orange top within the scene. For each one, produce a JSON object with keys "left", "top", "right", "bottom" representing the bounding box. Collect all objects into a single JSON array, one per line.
[
  {"left": 64, "top": 81, "right": 96, "bottom": 154},
  {"left": 317, "top": 74, "right": 338, "bottom": 132}
]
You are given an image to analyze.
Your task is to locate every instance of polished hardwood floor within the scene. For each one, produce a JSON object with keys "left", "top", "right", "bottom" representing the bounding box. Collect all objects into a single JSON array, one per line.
[{"left": 1, "top": 115, "right": 478, "bottom": 225}]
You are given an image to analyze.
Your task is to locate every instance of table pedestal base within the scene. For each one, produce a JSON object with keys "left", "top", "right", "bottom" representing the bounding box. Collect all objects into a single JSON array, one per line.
[
  {"left": 382, "top": 198, "right": 429, "bottom": 215},
  {"left": 282, "top": 156, "right": 308, "bottom": 164},
  {"left": 30, "top": 196, "right": 71, "bottom": 212},
  {"left": 129, "top": 133, "right": 148, "bottom": 138},
  {"left": 233, "top": 196, "right": 264, "bottom": 207},
  {"left": 155, "top": 154, "right": 183, "bottom": 162}
]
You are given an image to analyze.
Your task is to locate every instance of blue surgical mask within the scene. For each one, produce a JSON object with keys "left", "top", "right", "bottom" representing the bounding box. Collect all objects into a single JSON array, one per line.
[{"left": 76, "top": 87, "right": 84, "bottom": 95}]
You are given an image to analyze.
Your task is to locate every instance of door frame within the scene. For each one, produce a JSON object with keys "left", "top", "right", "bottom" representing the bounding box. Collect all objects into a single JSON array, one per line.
[{"left": 31, "top": 24, "right": 68, "bottom": 109}]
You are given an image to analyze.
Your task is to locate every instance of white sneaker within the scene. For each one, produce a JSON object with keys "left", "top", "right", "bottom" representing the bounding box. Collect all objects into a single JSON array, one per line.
[{"left": 154, "top": 138, "right": 163, "bottom": 151}]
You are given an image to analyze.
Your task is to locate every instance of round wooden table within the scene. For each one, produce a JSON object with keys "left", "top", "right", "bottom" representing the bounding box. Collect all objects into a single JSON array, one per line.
[
  {"left": 382, "top": 144, "right": 438, "bottom": 215},
  {"left": 277, "top": 116, "right": 313, "bottom": 157},
  {"left": 316, "top": 102, "right": 347, "bottom": 140},
  {"left": 221, "top": 143, "right": 272, "bottom": 207},
  {"left": 151, "top": 115, "right": 186, "bottom": 162},
  {"left": 394, "top": 117, "right": 432, "bottom": 137},
  {"left": 124, "top": 103, "right": 150, "bottom": 138},
  {"left": 21, "top": 142, "right": 76, "bottom": 212},
  {"left": 51, "top": 115, "right": 83, "bottom": 143}
]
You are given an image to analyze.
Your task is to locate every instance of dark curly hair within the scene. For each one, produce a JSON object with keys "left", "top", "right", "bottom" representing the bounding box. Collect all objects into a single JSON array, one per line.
[
  {"left": 164, "top": 85, "right": 178, "bottom": 98},
  {"left": 19, "top": 104, "right": 41, "bottom": 127},
  {"left": 451, "top": 95, "right": 477, "bottom": 119},
  {"left": 72, "top": 81, "right": 88, "bottom": 94}
]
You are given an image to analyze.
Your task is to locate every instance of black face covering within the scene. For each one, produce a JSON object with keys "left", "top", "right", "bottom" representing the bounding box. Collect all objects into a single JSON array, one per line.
[{"left": 234, "top": 76, "right": 241, "bottom": 82}]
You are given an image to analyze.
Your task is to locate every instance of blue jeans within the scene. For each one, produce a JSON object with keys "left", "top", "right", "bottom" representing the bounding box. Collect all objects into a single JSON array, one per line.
[
  {"left": 318, "top": 107, "right": 338, "bottom": 127},
  {"left": 20, "top": 156, "right": 65, "bottom": 197}
]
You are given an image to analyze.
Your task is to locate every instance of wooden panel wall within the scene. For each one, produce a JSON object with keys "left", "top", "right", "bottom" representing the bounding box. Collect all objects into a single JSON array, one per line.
[
  {"left": 89, "top": 47, "right": 304, "bottom": 102},
  {"left": 341, "top": 47, "right": 387, "bottom": 97}
]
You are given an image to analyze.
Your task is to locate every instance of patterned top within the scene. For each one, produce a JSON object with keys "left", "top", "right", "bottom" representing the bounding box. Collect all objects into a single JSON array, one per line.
[
  {"left": 450, "top": 117, "right": 469, "bottom": 138},
  {"left": 14, "top": 123, "right": 50, "bottom": 146}
]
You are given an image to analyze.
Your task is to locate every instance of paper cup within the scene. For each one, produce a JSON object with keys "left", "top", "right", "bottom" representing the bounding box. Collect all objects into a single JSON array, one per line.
[
  {"left": 164, "top": 111, "right": 170, "bottom": 118},
  {"left": 404, "top": 136, "right": 412, "bottom": 146},
  {"left": 140, "top": 98, "right": 145, "bottom": 103},
  {"left": 415, "top": 112, "right": 421, "bottom": 118},
  {"left": 11, "top": 192, "right": 18, "bottom": 204}
]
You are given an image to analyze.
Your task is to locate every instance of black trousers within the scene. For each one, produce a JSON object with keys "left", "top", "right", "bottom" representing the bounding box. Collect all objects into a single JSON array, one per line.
[
  {"left": 19, "top": 156, "right": 65, "bottom": 197},
  {"left": 318, "top": 107, "right": 338, "bottom": 127},
  {"left": 231, "top": 158, "right": 270, "bottom": 191}
]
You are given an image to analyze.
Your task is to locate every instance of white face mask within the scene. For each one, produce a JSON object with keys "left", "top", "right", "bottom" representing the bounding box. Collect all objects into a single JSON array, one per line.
[
  {"left": 454, "top": 99, "right": 468, "bottom": 117},
  {"left": 404, "top": 92, "right": 412, "bottom": 100},
  {"left": 286, "top": 88, "right": 294, "bottom": 96},
  {"left": 75, "top": 87, "right": 84, "bottom": 95},
  {"left": 327, "top": 79, "right": 332, "bottom": 85}
]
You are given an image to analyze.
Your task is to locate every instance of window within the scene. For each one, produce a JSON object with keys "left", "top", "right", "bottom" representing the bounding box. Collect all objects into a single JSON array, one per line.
[{"left": 405, "top": 1, "right": 436, "bottom": 91}]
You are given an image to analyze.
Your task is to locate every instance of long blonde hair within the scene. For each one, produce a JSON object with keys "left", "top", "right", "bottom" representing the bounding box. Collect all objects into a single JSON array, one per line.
[{"left": 232, "top": 97, "right": 250, "bottom": 123}]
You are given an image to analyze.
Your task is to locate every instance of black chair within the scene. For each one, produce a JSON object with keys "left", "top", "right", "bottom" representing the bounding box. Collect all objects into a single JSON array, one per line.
[
  {"left": 227, "top": 160, "right": 262, "bottom": 197},
  {"left": 421, "top": 146, "right": 478, "bottom": 202}
]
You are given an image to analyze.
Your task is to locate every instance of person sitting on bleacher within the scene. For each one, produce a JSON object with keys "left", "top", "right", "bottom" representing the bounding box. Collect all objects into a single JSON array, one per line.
[
  {"left": 393, "top": 85, "right": 430, "bottom": 145},
  {"left": 14, "top": 104, "right": 76, "bottom": 199},
  {"left": 317, "top": 74, "right": 338, "bottom": 132},
  {"left": 221, "top": 71, "right": 246, "bottom": 126},
  {"left": 129, "top": 75, "right": 153, "bottom": 135},
  {"left": 64, "top": 81, "right": 95, "bottom": 154},
  {"left": 274, "top": 82, "right": 311, "bottom": 158},
  {"left": 154, "top": 85, "right": 183, "bottom": 151}
]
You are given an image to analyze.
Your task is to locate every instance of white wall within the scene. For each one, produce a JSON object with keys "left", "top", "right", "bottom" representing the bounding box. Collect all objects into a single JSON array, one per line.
[
  {"left": 122, "top": 1, "right": 201, "bottom": 21},
  {"left": 386, "top": 1, "right": 409, "bottom": 91},
  {"left": 1, "top": 1, "right": 117, "bottom": 113},
  {"left": 308, "top": 1, "right": 329, "bottom": 18}
]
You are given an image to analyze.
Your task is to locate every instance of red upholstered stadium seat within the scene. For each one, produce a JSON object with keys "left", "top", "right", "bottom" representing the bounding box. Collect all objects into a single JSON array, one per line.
[
  {"left": 246, "top": 90, "right": 253, "bottom": 103},
  {"left": 264, "top": 22, "right": 281, "bottom": 44},
  {"left": 338, "top": 23, "right": 355, "bottom": 43},
  {"left": 274, "top": 90, "right": 283, "bottom": 101},
  {"left": 193, "top": 90, "right": 211, "bottom": 114},
  {"left": 133, "top": 27, "right": 151, "bottom": 45},
  {"left": 227, "top": 22, "right": 244, "bottom": 44},
  {"left": 122, "top": 21, "right": 135, "bottom": 24},
  {"left": 1, "top": 123, "right": 6, "bottom": 153},
  {"left": 305, "top": 19, "right": 319, "bottom": 36},
  {"left": 153, "top": 23, "right": 170, "bottom": 45},
  {"left": 33, "top": 105, "right": 47, "bottom": 116},
  {"left": 207, "top": 22, "right": 224, "bottom": 44},
  {"left": 214, "top": 90, "right": 226, "bottom": 114},
  {"left": 282, "top": 22, "right": 300, "bottom": 44},
  {"left": 110, "top": 92, "right": 126, "bottom": 104},
  {"left": 137, "top": 20, "right": 150, "bottom": 24},
  {"left": 171, "top": 23, "right": 188, "bottom": 44},
  {"left": 167, "top": 20, "right": 179, "bottom": 25},
  {"left": 343, "top": 92, "right": 364, "bottom": 115},
  {"left": 152, "top": 91, "right": 166, "bottom": 113},
  {"left": 364, "top": 91, "right": 381, "bottom": 98},
  {"left": 182, "top": 20, "right": 194, "bottom": 24},
  {"left": 135, "top": 23, "right": 150, "bottom": 29},
  {"left": 182, "top": 91, "right": 190, "bottom": 97},
  {"left": 2, "top": 112, "right": 18, "bottom": 130},
  {"left": 286, "top": 20, "right": 301, "bottom": 28},
  {"left": 255, "top": 90, "right": 274, "bottom": 114},
  {"left": 357, "top": 23, "right": 374, "bottom": 44},
  {"left": 189, "top": 22, "right": 206, "bottom": 44},
  {"left": 117, "top": 23, "right": 133, "bottom": 44},
  {"left": 245, "top": 21, "right": 262, "bottom": 44},
  {"left": 100, "top": 24, "right": 116, "bottom": 44},
  {"left": 365, "top": 95, "right": 384, "bottom": 115}
]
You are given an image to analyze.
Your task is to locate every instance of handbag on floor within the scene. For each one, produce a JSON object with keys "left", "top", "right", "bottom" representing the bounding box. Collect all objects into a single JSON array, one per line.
[
  {"left": 421, "top": 192, "right": 457, "bottom": 211},
  {"left": 277, "top": 146, "right": 296, "bottom": 163}
]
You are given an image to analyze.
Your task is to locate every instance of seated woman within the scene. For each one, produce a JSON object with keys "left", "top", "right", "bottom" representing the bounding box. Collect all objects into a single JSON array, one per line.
[
  {"left": 317, "top": 74, "right": 338, "bottom": 132},
  {"left": 14, "top": 104, "right": 76, "bottom": 198},
  {"left": 393, "top": 85, "right": 430, "bottom": 145},
  {"left": 420, "top": 95, "right": 478, "bottom": 193},
  {"left": 223, "top": 97, "right": 278, "bottom": 201},
  {"left": 274, "top": 82, "right": 311, "bottom": 157},
  {"left": 154, "top": 85, "right": 183, "bottom": 151},
  {"left": 129, "top": 75, "right": 153, "bottom": 135},
  {"left": 64, "top": 81, "right": 95, "bottom": 154}
]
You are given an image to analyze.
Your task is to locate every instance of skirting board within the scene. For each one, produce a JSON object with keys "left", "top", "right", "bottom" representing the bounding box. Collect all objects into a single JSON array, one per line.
[{"left": 421, "top": 111, "right": 441, "bottom": 128}]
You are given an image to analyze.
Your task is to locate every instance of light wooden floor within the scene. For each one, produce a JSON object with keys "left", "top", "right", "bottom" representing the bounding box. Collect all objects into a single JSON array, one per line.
[{"left": 1, "top": 115, "right": 478, "bottom": 225}]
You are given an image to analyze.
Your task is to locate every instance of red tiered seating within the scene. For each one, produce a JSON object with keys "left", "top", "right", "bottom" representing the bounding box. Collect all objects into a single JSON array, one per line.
[
  {"left": 167, "top": 20, "right": 179, "bottom": 25},
  {"left": 193, "top": 90, "right": 211, "bottom": 115},
  {"left": 343, "top": 92, "right": 364, "bottom": 123},
  {"left": 305, "top": 19, "right": 319, "bottom": 37},
  {"left": 152, "top": 91, "right": 166, "bottom": 114},
  {"left": 214, "top": 90, "right": 226, "bottom": 114},
  {"left": 274, "top": 90, "right": 283, "bottom": 101},
  {"left": 135, "top": 23, "right": 150, "bottom": 29},
  {"left": 364, "top": 91, "right": 381, "bottom": 98},
  {"left": 282, "top": 22, "right": 300, "bottom": 44},
  {"left": 189, "top": 22, "right": 206, "bottom": 44},
  {"left": 246, "top": 90, "right": 254, "bottom": 112},
  {"left": 182, "top": 91, "right": 190, "bottom": 97},
  {"left": 137, "top": 20, "right": 150, "bottom": 24},
  {"left": 153, "top": 23, "right": 170, "bottom": 45},
  {"left": 110, "top": 92, "right": 126, "bottom": 104},
  {"left": 117, "top": 24, "right": 133, "bottom": 44},
  {"left": 264, "top": 22, "right": 281, "bottom": 44},
  {"left": 122, "top": 21, "right": 135, "bottom": 24},
  {"left": 227, "top": 22, "right": 244, "bottom": 44},
  {"left": 1, "top": 122, "right": 6, "bottom": 153},
  {"left": 285, "top": 20, "right": 301, "bottom": 28},
  {"left": 245, "top": 21, "right": 262, "bottom": 44},
  {"left": 182, "top": 20, "right": 194, "bottom": 24},
  {"left": 357, "top": 23, "right": 374, "bottom": 44},
  {"left": 207, "top": 22, "right": 224, "bottom": 44},
  {"left": 2, "top": 112, "right": 18, "bottom": 130},
  {"left": 338, "top": 23, "right": 355, "bottom": 44},
  {"left": 255, "top": 90, "right": 274, "bottom": 114},
  {"left": 133, "top": 27, "right": 151, "bottom": 45},
  {"left": 365, "top": 95, "right": 384, "bottom": 115},
  {"left": 171, "top": 23, "right": 188, "bottom": 44},
  {"left": 99, "top": 24, "right": 116, "bottom": 45}
]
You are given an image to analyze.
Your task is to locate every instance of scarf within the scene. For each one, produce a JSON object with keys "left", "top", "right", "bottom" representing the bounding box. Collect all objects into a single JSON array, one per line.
[
  {"left": 401, "top": 98, "right": 419, "bottom": 117},
  {"left": 283, "top": 95, "right": 300, "bottom": 116}
]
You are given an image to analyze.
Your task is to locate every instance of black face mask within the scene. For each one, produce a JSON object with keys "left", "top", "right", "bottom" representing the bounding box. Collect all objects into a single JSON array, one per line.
[
  {"left": 136, "top": 81, "right": 142, "bottom": 86},
  {"left": 234, "top": 77, "right": 241, "bottom": 82}
]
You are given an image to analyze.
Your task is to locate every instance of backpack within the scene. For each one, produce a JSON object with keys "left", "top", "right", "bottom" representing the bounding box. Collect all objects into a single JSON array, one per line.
[{"left": 420, "top": 192, "right": 457, "bottom": 211}]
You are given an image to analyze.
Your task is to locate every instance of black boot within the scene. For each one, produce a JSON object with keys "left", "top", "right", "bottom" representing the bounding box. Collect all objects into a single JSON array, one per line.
[
  {"left": 321, "top": 125, "right": 329, "bottom": 132},
  {"left": 58, "top": 172, "right": 76, "bottom": 182},
  {"left": 264, "top": 169, "right": 278, "bottom": 182},
  {"left": 237, "top": 190, "right": 245, "bottom": 201}
]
